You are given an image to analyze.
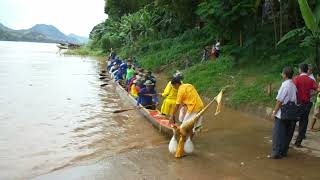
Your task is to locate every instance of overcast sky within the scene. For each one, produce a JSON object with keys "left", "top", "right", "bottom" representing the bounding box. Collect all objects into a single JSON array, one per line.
[{"left": 0, "top": 0, "right": 106, "bottom": 37}]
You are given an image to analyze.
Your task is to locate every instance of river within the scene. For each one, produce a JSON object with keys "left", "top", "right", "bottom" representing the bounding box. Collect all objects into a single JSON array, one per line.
[
  {"left": 0, "top": 41, "right": 165, "bottom": 179},
  {"left": 1, "top": 41, "right": 320, "bottom": 180}
]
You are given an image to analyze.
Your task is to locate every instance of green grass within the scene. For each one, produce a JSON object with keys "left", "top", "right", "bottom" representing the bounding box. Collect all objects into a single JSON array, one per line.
[{"left": 113, "top": 29, "right": 309, "bottom": 108}]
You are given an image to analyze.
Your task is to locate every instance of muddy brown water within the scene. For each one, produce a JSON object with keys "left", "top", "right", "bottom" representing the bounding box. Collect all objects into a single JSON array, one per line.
[{"left": 1, "top": 41, "right": 319, "bottom": 180}]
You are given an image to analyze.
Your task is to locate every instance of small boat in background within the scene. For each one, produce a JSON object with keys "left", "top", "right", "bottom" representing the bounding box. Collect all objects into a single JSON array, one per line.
[
  {"left": 57, "top": 43, "right": 68, "bottom": 49},
  {"left": 57, "top": 43, "right": 81, "bottom": 50}
]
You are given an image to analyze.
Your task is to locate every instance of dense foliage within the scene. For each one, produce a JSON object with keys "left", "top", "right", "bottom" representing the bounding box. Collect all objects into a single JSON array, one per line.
[{"left": 86, "top": 0, "right": 320, "bottom": 106}]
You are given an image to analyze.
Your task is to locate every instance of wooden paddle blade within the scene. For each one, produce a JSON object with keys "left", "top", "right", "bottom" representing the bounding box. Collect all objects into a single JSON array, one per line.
[
  {"left": 112, "top": 108, "right": 134, "bottom": 113},
  {"left": 99, "top": 73, "right": 106, "bottom": 76},
  {"left": 100, "top": 83, "right": 109, "bottom": 87},
  {"left": 99, "top": 77, "right": 106, "bottom": 80},
  {"left": 101, "top": 70, "right": 106, "bottom": 73}
]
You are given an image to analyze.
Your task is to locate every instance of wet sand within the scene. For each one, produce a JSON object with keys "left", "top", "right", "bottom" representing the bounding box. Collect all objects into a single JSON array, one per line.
[{"left": 36, "top": 97, "right": 320, "bottom": 180}]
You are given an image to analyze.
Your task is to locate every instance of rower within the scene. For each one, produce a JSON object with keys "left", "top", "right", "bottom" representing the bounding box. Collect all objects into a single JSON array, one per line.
[{"left": 137, "top": 80, "right": 158, "bottom": 110}]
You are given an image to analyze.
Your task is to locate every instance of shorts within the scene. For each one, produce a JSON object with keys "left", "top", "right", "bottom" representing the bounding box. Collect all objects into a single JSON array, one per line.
[{"left": 179, "top": 106, "right": 203, "bottom": 133}]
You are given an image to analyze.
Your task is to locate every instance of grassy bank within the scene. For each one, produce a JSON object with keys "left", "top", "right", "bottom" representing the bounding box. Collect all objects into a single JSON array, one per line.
[{"left": 116, "top": 28, "right": 308, "bottom": 108}]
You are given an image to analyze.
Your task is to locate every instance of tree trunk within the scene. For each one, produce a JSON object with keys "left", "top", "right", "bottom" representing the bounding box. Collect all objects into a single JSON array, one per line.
[
  {"left": 240, "top": 30, "right": 243, "bottom": 47},
  {"left": 271, "top": 0, "right": 278, "bottom": 48},
  {"left": 279, "top": 0, "right": 283, "bottom": 38}
]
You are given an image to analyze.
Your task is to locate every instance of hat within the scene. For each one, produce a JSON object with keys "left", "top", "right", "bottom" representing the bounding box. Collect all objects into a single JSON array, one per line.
[
  {"left": 144, "top": 80, "right": 154, "bottom": 86},
  {"left": 136, "top": 75, "right": 142, "bottom": 80},
  {"left": 174, "top": 70, "right": 183, "bottom": 80},
  {"left": 113, "top": 62, "right": 117, "bottom": 65}
]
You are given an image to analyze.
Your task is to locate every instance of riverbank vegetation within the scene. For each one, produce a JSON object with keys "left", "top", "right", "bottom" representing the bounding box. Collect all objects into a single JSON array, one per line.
[{"left": 87, "top": 0, "right": 320, "bottom": 107}]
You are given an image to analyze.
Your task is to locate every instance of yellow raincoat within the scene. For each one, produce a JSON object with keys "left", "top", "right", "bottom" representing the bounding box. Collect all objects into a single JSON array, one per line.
[
  {"left": 160, "top": 81, "right": 178, "bottom": 115},
  {"left": 131, "top": 84, "right": 139, "bottom": 98}
]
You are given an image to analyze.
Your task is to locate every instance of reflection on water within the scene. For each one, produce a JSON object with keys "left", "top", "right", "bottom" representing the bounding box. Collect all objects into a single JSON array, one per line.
[{"left": 0, "top": 41, "right": 165, "bottom": 179}]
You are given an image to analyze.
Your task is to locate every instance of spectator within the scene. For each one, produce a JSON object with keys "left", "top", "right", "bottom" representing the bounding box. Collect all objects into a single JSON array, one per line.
[
  {"left": 215, "top": 40, "right": 220, "bottom": 58},
  {"left": 293, "top": 63, "right": 318, "bottom": 148},
  {"left": 201, "top": 47, "right": 209, "bottom": 63},
  {"left": 270, "top": 67, "right": 297, "bottom": 159},
  {"left": 308, "top": 64, "right": 316, "bottom": 81},
  {"left": 310, "top": 74, "right": 320, "bottom": 131}
]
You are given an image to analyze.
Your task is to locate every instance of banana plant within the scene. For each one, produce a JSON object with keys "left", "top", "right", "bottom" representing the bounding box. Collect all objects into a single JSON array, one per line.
[{"left": 278, "top": 0, "right": 320, "bottom": 70}]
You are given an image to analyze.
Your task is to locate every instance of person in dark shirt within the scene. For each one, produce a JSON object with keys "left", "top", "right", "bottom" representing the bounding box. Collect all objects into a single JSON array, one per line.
[
  {"left": 293, "top": 63, "right": 318, "bottom": 148},
  {"left": 146, "top": 71, "right": 157, "bottom": 85},
  {"left": 137, "top": 80, "right": 158, "bottom": 110}
]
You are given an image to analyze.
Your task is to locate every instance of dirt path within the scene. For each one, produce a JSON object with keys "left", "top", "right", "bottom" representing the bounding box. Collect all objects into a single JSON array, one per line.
[{"left": 35, "top": 106, "right": 320, "bottom": 180}]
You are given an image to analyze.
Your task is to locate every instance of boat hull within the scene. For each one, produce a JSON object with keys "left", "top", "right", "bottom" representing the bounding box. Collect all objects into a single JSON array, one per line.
[{"left": 112, "top": 79, "right": 174, "bottom": 137}]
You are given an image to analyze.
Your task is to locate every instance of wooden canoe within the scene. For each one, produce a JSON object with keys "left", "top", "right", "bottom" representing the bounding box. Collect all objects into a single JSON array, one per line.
[{"left": 111, "top": 78, "right": 174, "bottom": 137}]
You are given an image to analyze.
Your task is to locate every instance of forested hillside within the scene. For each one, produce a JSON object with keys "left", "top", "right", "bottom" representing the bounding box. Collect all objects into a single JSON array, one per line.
[{"left": 88, "top": 0, "right": 320, "bottom": 106}]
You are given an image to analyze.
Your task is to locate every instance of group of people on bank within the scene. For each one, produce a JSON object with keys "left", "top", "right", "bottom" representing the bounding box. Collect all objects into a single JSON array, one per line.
[
  {"left": 106, "top": 51, "right": 205, "bottom": 158},
  {"left": 271, "top": 64, "right": 320, "bottom": 159}
]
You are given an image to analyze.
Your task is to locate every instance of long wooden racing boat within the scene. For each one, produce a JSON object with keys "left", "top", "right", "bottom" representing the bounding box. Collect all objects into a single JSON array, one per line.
[{"left": 111, "top": 77, "right": 174, "bottom": 137}]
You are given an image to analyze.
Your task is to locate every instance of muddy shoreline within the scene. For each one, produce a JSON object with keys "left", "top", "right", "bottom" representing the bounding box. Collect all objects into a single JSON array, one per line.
[{"left": 35, "top": 72, "right": 320, "bottom": 180}]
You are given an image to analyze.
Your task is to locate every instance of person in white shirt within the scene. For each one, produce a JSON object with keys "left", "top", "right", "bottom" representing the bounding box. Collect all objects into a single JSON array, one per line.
[
  {"left": 215, "top": 40, "right": 220, "bottom": 58},
  {"left": 271, "top": 67, "right": 297, "bottom": 159},
  {"left": 308, "top": 64, "right": 316, "bottom": 81}
]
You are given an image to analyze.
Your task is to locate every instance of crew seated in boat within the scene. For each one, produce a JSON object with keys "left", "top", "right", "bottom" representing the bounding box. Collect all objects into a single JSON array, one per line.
[
  {"left": 114, "top": 67, "right": 124, "bottom": 82},
  {"left": 125, "top": 65, "right": 135, "bottom": 86},
  {"left": 137, "top": 80, "right": 158, "bottom": 110},
  {"left": 127, "top": 72, "right": 139, "bottom": 92},
  {"left": 130, "top": 80, "right": 140, "bottom": 98},
  {"left": 146, "top": 71, "right": 156, "bottom": 85}
]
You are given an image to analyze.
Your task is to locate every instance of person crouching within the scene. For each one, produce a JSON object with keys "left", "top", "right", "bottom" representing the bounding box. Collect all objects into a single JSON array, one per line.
[{"left": 170, "top": 77, "right": 204, "bottom": 158}]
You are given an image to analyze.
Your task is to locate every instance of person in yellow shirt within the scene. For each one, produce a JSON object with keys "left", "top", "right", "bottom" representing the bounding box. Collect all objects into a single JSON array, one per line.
[
  {"left": 159, "top": 73, "right": 183, "bottom": 116},
  {"left": 130, "top": 80, "right": 140, "bottom": 99},
  {"left": 170, "top": 77, "right": 204, "bottom": 158}
]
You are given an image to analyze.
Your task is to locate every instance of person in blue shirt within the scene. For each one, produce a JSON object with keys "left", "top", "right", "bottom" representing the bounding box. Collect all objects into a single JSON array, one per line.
[
  {"left": 137, "top": 80, "right": 158, "bottom": 110},
  {"left": 120, "top": 62, "right": 128, "bottom": 79},
  {"left": 115, "top": 68, "right": 124, "bottom": 82}
]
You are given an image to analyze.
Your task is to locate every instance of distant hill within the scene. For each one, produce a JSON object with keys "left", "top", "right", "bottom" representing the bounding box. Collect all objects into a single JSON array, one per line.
[
  {"left": 68, "top": 33, "right": 89, "bottom": 44},
  {"left": 0, "top": 23, "right": 88, "bottom": 44}
]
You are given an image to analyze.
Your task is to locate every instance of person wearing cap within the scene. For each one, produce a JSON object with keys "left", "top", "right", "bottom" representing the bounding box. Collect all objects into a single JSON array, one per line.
[
  {"left": 146, "top": 71, "right": 157, "bottom": 85},
  {"left": 159, "top": 72, "right": 183, "bottom": 116},
  {"left": 137, "top": 80, "right": 158, "bottom": 110},
  {"left": 170, "top": 77, "right": 204, "bottom": 158}
]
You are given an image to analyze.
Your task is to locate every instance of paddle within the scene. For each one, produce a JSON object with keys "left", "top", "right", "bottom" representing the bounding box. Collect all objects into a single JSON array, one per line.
[
  {"left": 112, "top": 104, "right": 154, "bottom": 113},
  {"left": 101, "top": 70, "right": 106, "bottom": 73},
  {"left": 100, "top": 83, "right": 109, "bottom": 87},
  {"left": 99, "top": 76, "right": 109, "bottom": 80}
]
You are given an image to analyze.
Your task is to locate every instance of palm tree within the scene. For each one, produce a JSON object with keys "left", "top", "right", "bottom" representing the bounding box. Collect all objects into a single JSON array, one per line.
[{"left": 278, "top": 0, "right": 320, "bottom": 70}]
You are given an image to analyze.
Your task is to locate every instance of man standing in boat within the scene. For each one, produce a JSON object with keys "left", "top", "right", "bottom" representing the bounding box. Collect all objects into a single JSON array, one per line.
[{"left": 170, "top": 77, "right": 204, "bottom": 158}]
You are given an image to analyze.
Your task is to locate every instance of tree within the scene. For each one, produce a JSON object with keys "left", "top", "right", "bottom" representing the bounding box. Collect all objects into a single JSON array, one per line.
[{"left": 278, "top": 0, "right": 320, "bottom": 70}]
